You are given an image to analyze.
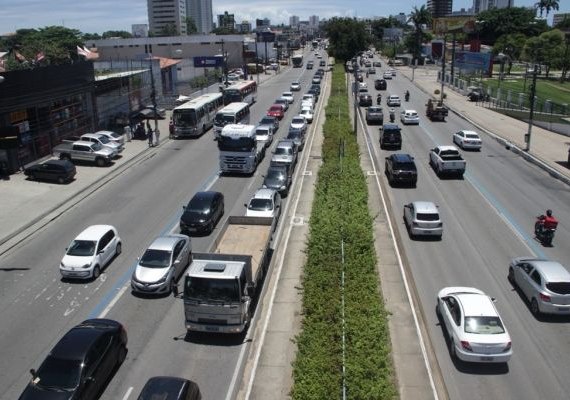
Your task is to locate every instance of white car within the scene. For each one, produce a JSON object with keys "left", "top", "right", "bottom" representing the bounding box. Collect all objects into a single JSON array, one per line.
[
  {"left": 302, "top": 94, "right": 315, "bottom": 104},
  {"left": 386, "top": 95, "right": 401, "bottom": 107},
  {"left": 437, "top": 287, "right": 512, "bottom": 363},
  {"left": 290, "top": 115, "right": 308, "bottom": 132},
  {"left": 131, "top": 234, "right": 191, "bottom": 295},
  {"left": 403, "top": 201, "right": 442, "bottom": 239},
  {"left": 300, "top": 107, "right": 314, "bottom": 123},
  {"left": 245, "top": 188, "right": 282, "bottom": 220},
  {"left": 358, "top": 82, "right": 368, "bottom": 90},
  {"left": 383, "top": 71, "right": 392, "bottom": 79},
  {"left": 400, "top": 110, "right": 420, "bottom": 125},
  {"left": 95, "top": 130, "right": 125, "bottom": 145},
  {"left": 80, "top": 133, "right": 123, "bottom": 156},
  {"left": 255, "top": 124, "right": 274, "bottom": 148},
  {"left": 282, "top": 91, "right": 295, "bottom": 104},
  {"left": 290, "top": 81, "right": 301, "bottom": 91},
  {"left": 60, "top": 225, "right": 122, "bottom": 280},
  {"left": 301, "top": 100, "right": 314, "bottom": 112},
  {"left": 453, "top": 130, "right": 482, "bottom": 150}
]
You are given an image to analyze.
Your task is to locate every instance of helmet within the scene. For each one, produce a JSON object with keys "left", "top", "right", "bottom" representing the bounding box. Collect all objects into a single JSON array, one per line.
[{"left": 546, "top": 209, "right": 553, "bottom": 217}]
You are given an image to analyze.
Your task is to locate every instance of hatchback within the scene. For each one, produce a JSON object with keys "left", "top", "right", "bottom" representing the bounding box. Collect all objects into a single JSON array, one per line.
[
  {"left": 19, "top": 319, "right": 127, "bottom": 400},
  {"left": 137, "top": 376, "right": 202, "bottom": 400},
  {"left": 271, "top": 140, "right": 298, "bottom": 169},
  {"left": 453, "top": 130, "right": 482, "bottom": 150},
  {"left": 290, "top": 116, "right": 308, "bottom": 133},
  {"left": 180, "top": 191, "right": 224, "bottom": 235},
  {"left": 245, "top": 188, "right": 282, "bottom": 220},
  {"left": 403, "top": 201, "right": 442, "bottom": 239},
  {"left": 386, "top": 95, "right": 401, "bottom": 106},
  {"left": 400, "top": 110, "right": 420, "bottom": 125},
  {"left": 281, "top": 92, "right": 295, "bottom": 104},
  {"left": 60, "top": 225, "right": 122, "bottom": 280},
  {"left": 25, "top": 159, "right": 76, "bottom": 184},
  {"left": 290, "top": 81, "right": 301, "bottom": 91},
  {"left": 300, "top": 107, "right": 314, "bottom": 123},
  {"left": 509, "top": 258, "right": 570, "bottom": 316},
  {"left": 287, "top": 127, "right": 306, "bottom": 151},
  {"left": 267, "top": 105, "right": 285, "bottom": 120},
  {"left": 131, "top": 234, "right": 192, "bottom": 295},
  {"left": 263, "top": 164, "right": 292, "bottom": 197},
  {"left": 437, "top": 287, "right": 512, "bottom": 363}
]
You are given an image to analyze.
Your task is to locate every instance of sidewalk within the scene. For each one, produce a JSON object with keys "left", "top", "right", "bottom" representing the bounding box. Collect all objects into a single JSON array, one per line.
[{"left": 398, "top": 65, "right": 570, "bottom": 185}]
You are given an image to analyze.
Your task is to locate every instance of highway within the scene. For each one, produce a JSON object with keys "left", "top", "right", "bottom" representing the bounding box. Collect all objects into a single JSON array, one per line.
[
  {"left": 357, "top": 56, "right": 570, "bottom": 399},
  {"left": 0, "top": 47, "right": 324, "bottom": 400}
]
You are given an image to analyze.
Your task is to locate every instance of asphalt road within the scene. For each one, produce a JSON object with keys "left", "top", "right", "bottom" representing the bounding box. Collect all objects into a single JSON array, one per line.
[
  {"left": 0, "top": 48, "right": 322, "bottom": 400},
  {"left": 359, "top": 57, "right": 570, "bottom": 400}
]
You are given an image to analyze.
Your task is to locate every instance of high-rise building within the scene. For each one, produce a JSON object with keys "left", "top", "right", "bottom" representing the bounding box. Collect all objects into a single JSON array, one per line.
[
  {"left": 473, "top": 0, "right": 513, "bottom": 13},
  {"left": 186, "top": 0, "right": 213, "bottom": 34},
  {"left": 218, "top": 11, "right": 235, "bottom": 31},
  {"left": 553, "top": 13, "right": 570, "bottom": 27},
  {"left": 289, "top": 15, "right": 300, "bottom": 27},
  {"left": 238, "top": 20, "right": 252, "bottom": 33},
  {"left": 256, "top": 18, "right": 270, "bottom": 31},
  {"left": 309, "top": 15, "right": 319, "bottom": 27},
  {"left": 427, "top": 0, "right": 452, "bottom": 18},
  {"left": 132, "top": 24, "right": 149, "bottom": 38},
  {"left": 147, "top": 0, "right": 187, "bottom": 36}
]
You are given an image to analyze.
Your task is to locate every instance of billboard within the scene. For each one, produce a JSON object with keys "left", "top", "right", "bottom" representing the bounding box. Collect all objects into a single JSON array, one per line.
[
  {"left": 432, "top": 16, "right": 476, "bottom": 35},
  {"left": 193, "top": 56, "right": 223, "bottom": 68},
  {"left": 454, "top": 51, "right": 492, "bottom": 75}
]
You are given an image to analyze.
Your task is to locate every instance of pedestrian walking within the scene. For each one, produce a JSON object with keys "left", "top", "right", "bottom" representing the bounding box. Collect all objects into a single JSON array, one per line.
[
  {"left": 147, "top": 126, "right": 154, "bottom": 147},
  {"left": 154, "top": 128, "right": 160, "bottom": 146},
  {"left": 124, "top": 125, "right": 132, "bottom": 142},
  {"left": 169, "top": 120, "right": 175, "bottom": 139}
]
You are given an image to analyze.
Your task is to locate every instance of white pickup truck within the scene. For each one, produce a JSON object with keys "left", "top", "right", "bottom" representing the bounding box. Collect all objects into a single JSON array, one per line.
[{"left": 429, "top": 145, "right": 466, "bottom": 178}]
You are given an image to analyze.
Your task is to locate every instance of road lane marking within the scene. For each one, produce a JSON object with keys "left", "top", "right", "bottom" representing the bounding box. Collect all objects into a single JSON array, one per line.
[{"left": 121, "top": 386, "right": 133, "bottom": 400}]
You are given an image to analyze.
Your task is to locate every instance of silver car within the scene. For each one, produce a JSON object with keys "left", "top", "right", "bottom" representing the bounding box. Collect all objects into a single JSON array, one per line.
[
  {"left": 403, "top": 201, "right": 443, "bottom": 239},
  {"left": 509, "top": 258, "right": 570, "bottom": 316},
  {"left": 271, "top": 139, "right": 298, "bottom": 170},
  {"left": 131, "top": 234, "right": 192, "bottom": 295}
]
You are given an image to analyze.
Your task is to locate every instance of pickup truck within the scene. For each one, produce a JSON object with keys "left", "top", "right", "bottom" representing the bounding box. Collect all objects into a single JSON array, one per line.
[
  {"left": 53, "top": 141, "right": 116, "bottom": 167},
  {"left": 429, "top": 145, "right": 466, "bottom": 177}
]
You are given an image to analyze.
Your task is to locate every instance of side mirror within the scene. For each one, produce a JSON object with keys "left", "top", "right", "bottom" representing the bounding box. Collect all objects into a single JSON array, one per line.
[
  {"left": 174, "top": 260, "right": 180, "bottom": 265},
  {"left": 182, "top": 205, "right": 186, "bottom": 210},
  {"left": 244, "top": 203, "right": 248, "bottom": 208},
  {"left": 30, "top": 369, "right": 37, "bottom": 378}
]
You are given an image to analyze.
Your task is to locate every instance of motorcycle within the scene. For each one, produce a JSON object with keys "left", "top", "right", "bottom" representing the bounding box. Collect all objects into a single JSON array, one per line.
[
  {"left": 535, "top": 216, "right": 556, "bottom": 246},
  {"left": 405, "top": 91, "right": 410, "bottom": 102},
  {"left": 376, "top": 94, "right": 382, "bottom": 105},
  {"left": 389, "top": 108, "right": 395, "bottom": 123}
]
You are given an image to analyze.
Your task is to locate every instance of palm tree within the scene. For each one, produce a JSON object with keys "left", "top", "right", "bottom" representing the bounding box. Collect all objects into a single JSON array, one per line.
[
  {"left": 535, "top": 0, "right": 559, "bottom": 18},
  {"left": 408, "top": 6, "right": 432, "bottom": 63}
]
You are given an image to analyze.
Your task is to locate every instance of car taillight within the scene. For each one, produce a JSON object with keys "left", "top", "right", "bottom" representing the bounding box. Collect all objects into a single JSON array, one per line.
[
  {"left": 437, "top": 223, "right": 443, "bottom": 227},
  {"left": 540, "top": 293, "right": 551, "bottom": 302},
  {"left": 504, "top": 341, "right": 512, "bottom": 352},
  {"left": 461, "top": 341, "right": 472, "bottom": 352}
]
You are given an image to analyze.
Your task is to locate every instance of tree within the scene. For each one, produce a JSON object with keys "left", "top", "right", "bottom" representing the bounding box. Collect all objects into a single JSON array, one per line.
[
  {"left": 158, "top": 23, "right": 178, "bottom": 37},
  {"left": 477, "top": 7, "right": 548, "bottom": 46},
  {"left": 82, "top": 33, "right": 102, "bottom": 40},
  {"left": 524, "top": 30, "right": 564, "bottom": 77},
  {"left": 534, "top": 0, "right": 559, "bottom": 18},
  {"left": 102, "top": 31, "right": 133, "bottom": 39},
  {"left": 186, "top": 17, "right": 198, "bottom": 34},
  {"left": 323, "top": 17, "right": 369, "bottom": 62},
  {"left": 211, "top": 27, "right": 237, "bottom": 35},
  {"left": 408, "top": 6, "right": 431, "bottom": 63}
]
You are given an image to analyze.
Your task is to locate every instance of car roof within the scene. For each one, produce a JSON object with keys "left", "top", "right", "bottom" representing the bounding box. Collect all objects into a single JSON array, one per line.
[
  {"left": 50, "top": 319, "right": 120, "bottom": 360},
  {"left": 368, "top": 106, "right": 382, "bottom": 111},
  {"left": 403, "top": 110, "right": 417, "bottom": 114},
  {"left": 411, "top": 201, "right": 438, "bottom": 213},
  {"left": 391, "top": 153, "right": 414, "bottom": 162},
  {"left": 41, "top": 159, "right": 74, "bottom": 167},
  {"left": 75, "top": 225, "right": 116, "bottom": 240},
  {"left": 190, "top": 190, "right": 220, "bottom": 203},
  {"left": 82, "top": 133, "right": 104, "bottom": 139},
  {"left": 456, "top": 293, "right": 497, "bottom": 317},
  {"left": 139, "top": 376, "right": 199, "bottom": 398},
  {"left": 529, "top": 260, "right": 570, "bottom": 281},
  {"left": 459, "top": 130, "right": 479, "bottom": 136},
  {"left": 437, "top": 145, "right": 459, "bottom": 152},
  {"left": 253, "top": 188, "right": 276, "bottom": 199},
  {"left": 383, "top": 123, "right": 400, "bottom": 130},
  {"left": 148, "top": 234, "right": 188, "bottom": 251},
  {"left": 276, "top": 139, "right": 295, "bottom": 148}
]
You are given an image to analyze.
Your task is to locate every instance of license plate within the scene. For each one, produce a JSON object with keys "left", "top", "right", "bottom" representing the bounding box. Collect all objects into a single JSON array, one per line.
[
  {"left": 188, "top": 227, "right": 197, "bottom": 232},
  {"left": 480, "top": 356, "right": 494, "bottom": 362},
  {"left": 557, "top": 307, "right": 569, "bottom": 312},
  {"left": 205, "top": 326, "right": 219, "bottom": 332}
]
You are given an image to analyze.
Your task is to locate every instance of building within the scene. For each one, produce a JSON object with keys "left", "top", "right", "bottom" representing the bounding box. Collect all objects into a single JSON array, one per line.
[
  {"left": 553, "top": 13, "right": 570, "bottom": 27},
  {"left": 186, "top": 0, "right": 213, "bottom": 34},
  {"left": 147, "top": 0, "right": 187, "bottom": 36},
  {"left": 309, "top": 15, "right": 319, "bottom": 28},
  {"left": 473, "top": 0, "right": 513, "bottom": 14},
  {"left": 237, "top": 20, "right": 252, "bottom": 33},
  {"left": 132, "top": 24, "right": 149, "bottom": 38},
  {"left": 289, "top": 15, "right": 300, "bottom": 27},
  {"left": 394, "top": 13, "right": 407, "bottom": 25},
  {"left": 427, "top": 0, "right": 452, "bottom": 18},
  {"left": 255, "top": 18, "right": 270, "bottom": 31},
  {"left": 218, "top": 11, "right": 235, "bottom": 31}
]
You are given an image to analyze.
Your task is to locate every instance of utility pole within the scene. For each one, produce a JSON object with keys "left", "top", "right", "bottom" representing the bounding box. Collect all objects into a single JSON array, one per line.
[
  {"left": 353, "top": 59, "right": 358, "bottom": 135},
  {"left": 525, "top": 64, "right": 538, "bottom": 152},
  {"left": 440, "top": 35, "right": 446, "bottom": 103},
  {"left": 254, "top": 40, "right": 260, "bottom": 84},
  {"left": 149, "top": 55, "right": 158, "bottom": 135}
]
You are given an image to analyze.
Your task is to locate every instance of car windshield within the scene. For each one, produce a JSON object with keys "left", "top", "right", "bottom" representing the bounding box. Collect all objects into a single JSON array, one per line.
[
  {"left": 260, "top": 117, "right": 275, "bottom": 125},
  {"left": 35, "top": 356, "right": 81, "bottom": 389},
  {"left": 214, "top": 114, "right": 235, "bottom": 125},
  {"left": 256, "top": 128, "right": 269, "bottom": 137},
  {"left": 274, "top": 147, "right": 292, "bottom": 156},
  {"left": 139, "top": 249, "right": 172, "bottom": 269},
  {"left": 186, "top": 197, "right": 212, "bottom": 215},
  {"left": 394, "top": 162, "right": 415, "bottom": 170},
  {"left": 184, "top": 276, "right": 240, "bottom": 303},
  {"left": 466, "top": 133, "right": 480, "bottom": 139},
  {"left": 249, "top": 198, "right": 273, "bottom": 211},
  {"left": 266, "top": 169, "right": 286, "bottom": 181},
  {"left": 292, "top": 118, "right": 305, "bottom": 125},
  {"left": 218, "top": 136, "right": 256, "bottom": 152},
  {"left": 66, "top": 240, "right": 96, "bottom": 256},
  {"left": 174, "top": 110, "right": 198, "bottom": 127},
  {"left": 416, "top": 213, "right": 439, "bottom": 221},
  {"left": 464, "top": 316, "right": 505, "bottom": 334},
  {"left": 98, "top": 136, "right": 110, "bottom": 144}
]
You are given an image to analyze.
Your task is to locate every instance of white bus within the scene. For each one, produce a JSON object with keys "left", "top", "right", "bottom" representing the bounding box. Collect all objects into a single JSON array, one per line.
[
  {"left": 223, "top": 80, "right": 257, "bottom": 105},
  {"left": 213, "top": 102, "right": 250, "bottom": 139},
  {"left": 172, "top": 92, "right": 224, "bottom": 138}
]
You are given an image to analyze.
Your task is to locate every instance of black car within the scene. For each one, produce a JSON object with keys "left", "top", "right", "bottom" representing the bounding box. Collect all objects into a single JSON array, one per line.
[
  {"left": 287, "top": 127, "right": 306, "bottom": 151},
  {"left": 180, "top": 191, "right": 224, "bottom": 235},
  {"left": 306, "top": 62, "right": 314, "bottom": 70},
  {"left": 379, "top": 124, "right": 402, "bottom": 150},
  {"left": 385, "top": 153, "right": 417, "bottom": 186},
  {"left": 24, "top": 159, "right": 76, "bottom": 184},
  {"left": 263, "top": 164, "right": 292, "bottom": 197},
  {"left": 374, "top": 79, "right": 387, "bottom": 90},
  {"left": 19, "top": 319, "right": 127, "bottom": 400},
  {"left": 359, "top": 93, "right": 373, "bottom": 107},
  {"left": 310, "top": 84, "right": 321, "bottom": 96},
  {"left": 373, "top": 61, "right": 382, "bottom": 67},
  {"left": 259, "top": 115, "right": 279, "bottom": 132},
  {"left": 319, "top": 60, "right": 326, "bottom": 67},
  {"left": 307, "top": 88, "right": 320, "bottom": 100},
  {"left": 137, "top": 376, "right": 202, "bottom": 400},
  {"left": 366, "top": 106, "right": 384, "bottom": 125}
]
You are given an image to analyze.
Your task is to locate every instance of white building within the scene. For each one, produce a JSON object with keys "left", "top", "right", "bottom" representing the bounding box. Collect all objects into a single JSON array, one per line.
[
  {"left": 473, "top": 0, "right": 513, "bottom": 14},
  {"left": 289, "top": 15, "right": 300, "bottom": 27},
  {"left": 147, "top": 0, "right": 187, "bottom": 36},
  {"left": 132, "top": 24, "right": 149, "bottom": 38},
  {"left": 186, "top": 0, "right": 213, "bottom": 34},
  {"left": 309, "top": 15, "right": 319, "bottom": 27}
]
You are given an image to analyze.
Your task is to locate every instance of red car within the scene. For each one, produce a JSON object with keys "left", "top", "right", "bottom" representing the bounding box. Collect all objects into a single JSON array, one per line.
[{"left": 267, "top": 104, "right": 285, "bottom": 120}]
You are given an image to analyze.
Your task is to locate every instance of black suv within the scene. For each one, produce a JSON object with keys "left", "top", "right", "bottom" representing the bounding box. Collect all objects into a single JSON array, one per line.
[
  {"left": 310, "top": 84, "right": 321, "bottom": 96},
  {"left": 374, "top": 79, "right": 387, "bottom": 90},
  {"left": 379, "top": 123, "right": 402, "bottom": 150},
  {"left": 366, "top": 106, "right": 384, "bottom": 125},
  {"left": 359, "top": 93, "right": 373, "bottom": 107},
  {"left": 24, "top": 159, "right": 76, "bottom": 184},
  {"left": 385, "top": 153, "right": 417, "bottom": 186}
]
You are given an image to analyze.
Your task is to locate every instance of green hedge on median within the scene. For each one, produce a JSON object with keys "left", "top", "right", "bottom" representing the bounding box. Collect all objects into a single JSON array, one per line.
[{"left": 291, "top": 65, "right": 397, "bottom": 399}]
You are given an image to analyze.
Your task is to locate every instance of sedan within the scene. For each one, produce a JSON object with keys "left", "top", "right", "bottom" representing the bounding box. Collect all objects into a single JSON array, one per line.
[
  {"left": 131, "top": 234, "right": 192, "bottom": 295},
  {"left": 312, "top": 76, "right": 322, "bottom": 85},
  {"left": 95, "top": 130, "right": 125, "bottom": 145},
  {"left": 383, "top": 71, "right": 392, "bottom": 79},
  {"left": 453, "top": 130, "right": 482, "bottom": 150},
  {"left": 180, "top": 191, "right": 224, "bottom": 235},
  {"left": 24, "top": 159, "right": 76, "bottom": 184},
  {"left": 386, "top": 95, "right": 401, "bottom": 107},
  {"left": 290, "top": 115, "right": 308, "bottom": 132},
  {"left": 290, "top": 81, "right": 301, "bottom": 91},
  {"left": 400, "top": 110, "right": 420, "bottom": 125},
  {"left": 437, "top": 287, "right": 512, "bottom": 363},
  {"left": 300, "top": 107, "right": 314, "bottom": 123},
  {"left": 267, "top": 105, "right": 285, "bottom": 120},
  {"left": 508, "top": 257, "right": 570, "bottom": 316},
  {"left": 137, "top": 377, "right": 202, "bottom": 400},
  {"left": 282, "top": 91, "right": 295, "bottom": 104},
  {"left": 259, "top": 115, "right": 279, "bottom": 131},
  {"left": 20, "top": 319, "right": 127, "bottom": 400}
]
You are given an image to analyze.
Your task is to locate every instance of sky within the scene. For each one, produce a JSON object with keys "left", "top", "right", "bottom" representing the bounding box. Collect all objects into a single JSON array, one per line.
[{"left": 0, "top": 0, "right": 568, "bottom": 35}]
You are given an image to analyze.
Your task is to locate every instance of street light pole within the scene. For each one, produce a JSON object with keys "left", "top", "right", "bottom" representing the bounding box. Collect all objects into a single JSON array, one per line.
[
  {"left": 254, "top": 40, "right": 260, "bottom": 84},
  {"left": 440, "top": 35, "right": 446, "bottom": 103},
  {"left": 525, "top": 64, "right": 538, "bottom": 152},
  {"left": 148, "top": 55, "right": 158, "bottom": 136}
]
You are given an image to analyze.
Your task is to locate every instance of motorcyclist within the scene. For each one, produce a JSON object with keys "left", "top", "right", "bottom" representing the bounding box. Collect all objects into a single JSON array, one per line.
[
  {"left": 536, "top": 209, "right": 558, "bottom": 235},
  {"left": 389, "top": 108, "right": 395, "bottom": 123},
  {"left": 376, "top": 93, "right": 382, "bottom": 105},
  {"left": 366, "top": 70, "right": 369, "bottom": 78},
  {"left": 405, "top": 90, "right": 410, "bottom": 102}
]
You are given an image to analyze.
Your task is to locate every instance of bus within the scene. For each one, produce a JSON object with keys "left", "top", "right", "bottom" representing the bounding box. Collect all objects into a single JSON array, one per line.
[
  {"left": 223, "top": 80, "right": 257, "bottom": 105},
  {"left": 213, "top": 102, "right": 251, "bottom": 139},
  {"left": 172, "top": 93, "right": 224, "bottom": 138},
  {"left": 292, "top": 54, "right": 303, "bottom": 68}
]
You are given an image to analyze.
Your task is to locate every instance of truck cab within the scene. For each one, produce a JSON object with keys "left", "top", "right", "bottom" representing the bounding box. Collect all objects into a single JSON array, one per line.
[{"left": 218, "top": 124, "right": 259, "bottom": 175}]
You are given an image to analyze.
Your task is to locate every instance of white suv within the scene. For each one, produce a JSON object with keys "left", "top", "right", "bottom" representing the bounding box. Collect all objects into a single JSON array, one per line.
[
  {"left": 403, "top": 201, "right": 443, "bottom": 239},
  {"left": 60, "top": 225, "right": 122, "bottom": 280}
]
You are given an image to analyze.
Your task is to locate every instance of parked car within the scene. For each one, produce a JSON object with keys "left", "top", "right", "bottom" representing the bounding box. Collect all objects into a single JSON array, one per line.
[
  {"left": 290, "top": 81, "right": 301, "bottom": 91},
  {"left": 60, "top": 225, "right": 122, "bottom": 280},
  {"left": 437, "top": 287, "right": 512, "bottom": 363},
  {"left": 366, "top": 106, "right": 384, "bottom": 125},
  {"left": 281, "top": 91, "right": 295, "bottom": 104},
  {"left": 259, "top": 115, "right": 279, "bottom": 131},
  {"left": 267, "top": 105, "right": 285, "bottom": 120},
  {"left": 263, "top": 164, "right": 292, "bottom": 197},
  {"left": 137, "top": 376, "right": 202, "bottom": 400},
  {"left": 19, "top": 319, "right": 127, "bottom": 400},
  {"left": 245, "top": 188, "right": 282, "bottom": 220},
  {"left": 180, "top": 191, "right": 224, "bottom": 235},
  {"left": 400, "top": 109, "right": 420, "bottom": 125},
  {"left": 255, "top": 124, "right": 274, "bottom": 148},
  {"left": 52, "top": 141, "right": 115, "bottom": 167},
  {"left": 80, "top": 133, "right": 124, "bottom": 155},
  {"left": 453, "top": 130, "right": 482, "bottom": 150},
  {"left": 24, "top": 159, "right": 76, "bottom": 184},
  {"left": 386, "top": 95, "right": 401, "bottom": 107},
  {"left": 508, "top": 258, "right": 570, "bottom": 316},
  {"left": 385, "top": 153, "right": 417, "bottom": 186},
  {"left": 95, "top": 130, "right": 125, "bottom": 145},
  {"left": 359, "top": 93, "right": 373, "bottom": 107},
  {"left": 131, "top": 234, "right": 191, "bottom": 295},
  {"left": 403, "top": 201, "right": 442, "bottom": 239},
  {"left": 379, "top": 123, "right": 402, "bottom": 150}
]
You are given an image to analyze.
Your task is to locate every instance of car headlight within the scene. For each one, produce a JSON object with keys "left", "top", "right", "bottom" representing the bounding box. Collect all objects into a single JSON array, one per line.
[
  {"left": 60, "top": 262, "right": 65, "bottom": 267},
  {"left": 156, "top": 274, "right": 168, "bottom": 284},
  {"left": 82, "top": 264, "right": 91, "bottom": 269}
]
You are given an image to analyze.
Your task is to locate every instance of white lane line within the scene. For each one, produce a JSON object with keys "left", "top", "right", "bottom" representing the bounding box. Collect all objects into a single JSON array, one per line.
[
  {"left": 121, "top": 387, "right": 133, "bottom": 400},
  {"left": 239, "top": 66, "right": 329, "bottom": 400},
  {"left": 357, "top": 93, "right": 440, "bottom": 399},
  {"left": 98, "top": 284, "right": 129, "bottom": 318}
]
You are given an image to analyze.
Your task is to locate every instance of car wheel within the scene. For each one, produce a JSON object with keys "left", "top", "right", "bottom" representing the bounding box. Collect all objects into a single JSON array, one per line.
[
  {"left": 508, "top": 267, "right": 516, "bottom": 285},
  {"left": 29, "top": 173, "right": 36, "bottom": 181},
  {"left": 449, "top": 339, "right": 457, "bottom": 360},
  {"left": 93, "top": 265, "right": 101, "bottom": 279},
  {"left": 531, "top": 298, "right": 541, "bottom": 316},
  {"left": 61, "top": 154, "right": 71, "bottom": 161},
  {"left": 169, "top": 278, "right": 176, "bottom": 295},
  {"left": 118, "top": 345, "right": 127, "bottom": 365},
  {"left": 57, "top": 176, "right": 65, "bottom": 184},
  {"left": 115, "top": 242, "right": 122, "bottom": 256},
  {"left": 96, "top": 157, "right": 106, "bottom": 167}
]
